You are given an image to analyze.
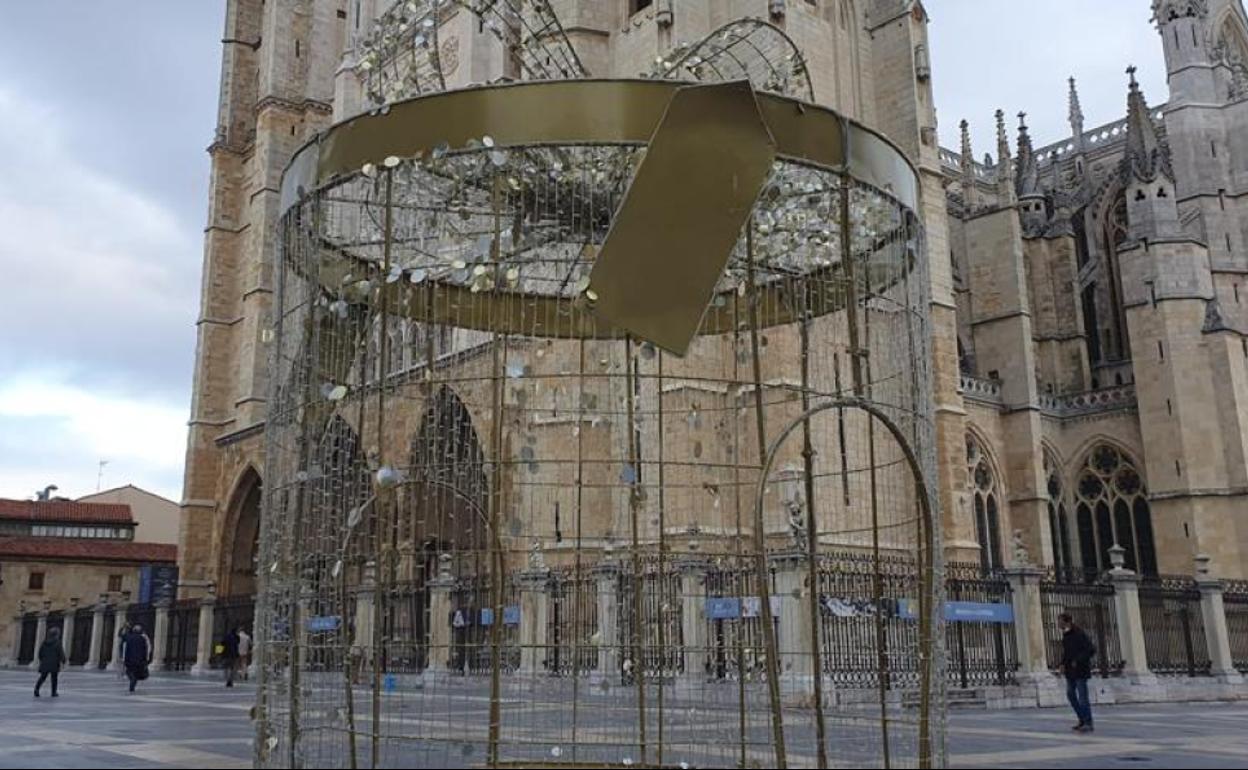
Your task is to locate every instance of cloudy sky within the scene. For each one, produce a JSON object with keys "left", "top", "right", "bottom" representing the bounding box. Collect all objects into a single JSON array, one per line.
[{"left": 0, "top": 1, "right": 1168, "bottom": 503}]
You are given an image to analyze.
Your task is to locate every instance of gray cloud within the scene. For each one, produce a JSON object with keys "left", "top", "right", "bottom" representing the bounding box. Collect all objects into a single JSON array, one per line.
[{"left": 930, "top": 1, "right": 1169, "bottom": 154}]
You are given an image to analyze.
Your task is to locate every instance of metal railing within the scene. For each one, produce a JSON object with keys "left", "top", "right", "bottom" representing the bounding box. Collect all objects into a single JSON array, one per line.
[
  {"left": 98, "top": 607, "right": 116, "bottom": 669},
  {"left": 125, "top": 603, "right": 155, "bottom": 636},
  {"left": 211, "top": 595, "right": 256, "bottom": 669},
  {"left": 546, "top": 569, "right": 599, "bottom": 675},
  {"left": 945, "top": 561, "right": 1019, "bottom": 688},
  {"left": 705, "top": 562, "right": 774, "bottom": 682},
  {"left": 617, "top": 562, "right": 684, "bottom": 679},
  {"left": 450, "top": 578, "right": 520, "bottom": 675},
  {"left": 69, "top": 607, "right": 93, "bottom": 666},
  {"left": 1224, "top": 580, "right": 1248, "bottom": 674},
  {"left": 164, "top": 599, "right": 200, "bottom": 671},
  {"left": 1139, "top": 576, "right": 1211, "bottom": 677},
  {"left": 16, "top": 613, "right": 37, "bottom": 665},
  {"left": 1040, "top": 569, "right": 1123, "bottom": 678},
  {"left": 816, "top": 551, "right": 921, "bottom": 690}
]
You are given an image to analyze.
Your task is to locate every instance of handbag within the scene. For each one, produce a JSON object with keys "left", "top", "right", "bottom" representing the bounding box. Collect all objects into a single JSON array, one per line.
[{"left": 137, "top": 664, "right": 150, "bottom": 681}]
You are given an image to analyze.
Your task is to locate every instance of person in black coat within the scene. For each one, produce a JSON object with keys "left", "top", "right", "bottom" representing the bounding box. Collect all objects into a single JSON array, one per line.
[
  {"left": 34, "top": 627, "right": 66, "bottom": 697},
  {"left": 121, "top": 624, "right": 152, "bottom": 694},
  {"left": 221, "top": 627, "right": 241, "bottom": 688},
  {"left": 1059, "top": 613, "right": 1097, "bottom": 732}
]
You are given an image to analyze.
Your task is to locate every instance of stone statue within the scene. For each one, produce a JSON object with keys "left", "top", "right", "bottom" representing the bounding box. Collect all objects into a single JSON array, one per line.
[
  {"left": 786, "top": 495, "right": 808, "bottom": 552},
  {"left": 528, "top": 539, "right": 546, "bottom": 571},
  {"left": 1012, "top": 529, "right": 1031, "bottom": 567}
]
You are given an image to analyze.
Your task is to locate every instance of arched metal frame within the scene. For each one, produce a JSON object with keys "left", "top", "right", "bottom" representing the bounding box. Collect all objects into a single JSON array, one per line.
[{"left": 755, "top": 397, "right": 939, "bottom": 770}]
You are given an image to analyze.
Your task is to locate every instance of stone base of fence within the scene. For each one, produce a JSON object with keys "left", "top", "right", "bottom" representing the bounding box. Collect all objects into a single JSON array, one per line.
[{"left": 974, "top": 673, "right": 1247, "bottom": 711}]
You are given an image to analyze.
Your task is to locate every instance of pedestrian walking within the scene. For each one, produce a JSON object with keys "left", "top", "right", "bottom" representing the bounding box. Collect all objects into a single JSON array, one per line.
[
  {"left": 237, "top": 627, "right": 252, "bottom": 681},
  {"left": 1059, "top": 612, "right": 1097, "bottom": 732},
  {"left": 34, "top": 627, "right": 66, "bottom": 698},
  {"left": 121, "top": 623, "right": 152, "bottom": 694},
  {"left": 222, "top": 627, "right": 241, "bottom": 687}
]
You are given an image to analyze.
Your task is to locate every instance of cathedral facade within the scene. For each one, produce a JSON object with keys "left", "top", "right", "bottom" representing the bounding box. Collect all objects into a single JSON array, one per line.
[{"left": 178, "top": 0, "right": 1248, "bottom": 601}]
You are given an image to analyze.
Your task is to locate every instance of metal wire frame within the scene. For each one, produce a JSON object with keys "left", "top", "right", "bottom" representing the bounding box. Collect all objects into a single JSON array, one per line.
[
  {"left": 255, "top": 126, "right": 940, "bottom": 769},
  {"left": 652, "top": 18, "right": 816, "bottom": 103},
  {"left": 359, "top": 0, "right": 585, "bottom": 106}
]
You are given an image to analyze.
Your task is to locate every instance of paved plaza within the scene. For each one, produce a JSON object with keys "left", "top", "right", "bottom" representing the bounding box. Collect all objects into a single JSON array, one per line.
[{"left": 0, "top": 668, "right": 1245, "bottom": 768}]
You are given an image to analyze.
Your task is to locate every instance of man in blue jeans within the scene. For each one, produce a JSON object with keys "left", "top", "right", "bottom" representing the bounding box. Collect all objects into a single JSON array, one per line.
[{"left": 1059, "top": 613, "right": 1096, "bottom": 732}]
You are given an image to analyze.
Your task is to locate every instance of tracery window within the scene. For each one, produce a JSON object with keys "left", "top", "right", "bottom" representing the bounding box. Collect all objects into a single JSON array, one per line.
[{"left": 1074, "top": 444, "right": 1157, "bottom": 577}]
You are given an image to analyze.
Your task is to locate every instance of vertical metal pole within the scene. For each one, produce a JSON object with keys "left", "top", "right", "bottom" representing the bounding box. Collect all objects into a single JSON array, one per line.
[
  {"left": 656, "top": 349, "right": 667, "bottom": 766},
  {"left": 731, "top": 295, "right": 749, "bottom": 769},
  {"left": 624, "top": 336, "right": 648, "bottom": 766},
  {"left": 570, "top": 338, "right": 587, "bottom": 764},
  {"left": 798, "top": 283, "right": 830, "bottom": 770},
  {"left": 370, "top": 168, "right": 395, "bottom": 769},
  {"left": 486, "top": 176, "right": 508, "bottom": 768},
  {"left": 840, "top": 173, "right": 892, "bottom": 767},
  {"left": 746, "top": 222, "right": 788, "bottom": 769}
]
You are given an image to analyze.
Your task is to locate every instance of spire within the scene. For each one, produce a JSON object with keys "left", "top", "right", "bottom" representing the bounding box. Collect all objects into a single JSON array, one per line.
[
  {"left": 1016, "top": 111, "right": 1040, "bottom": 197},
  {"left": 1122, "top": 65, "right": 1171, "bottom": 183},
  {"left": 959, "top": 119, "right": 978, "bottom": 212},
  {"left": 1068, "top": 76, "right": 1085, "bottom": 137},
  {"left": 995, "top": 109, "right": 1016, "bottom": 204}
]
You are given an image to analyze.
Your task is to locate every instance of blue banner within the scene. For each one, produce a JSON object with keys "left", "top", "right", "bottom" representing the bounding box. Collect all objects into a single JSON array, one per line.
[
  {"left": 705, "top": 597, "right": 742, "bottom": 620},
  {"left": 306, "top": 615, "right": 341, "bottom": 632},
  {"left": 946, "top": 601, "right": 1014, "bottom": 623},
  {"left": 897, "top": 599, "right": 1014, "bottom": 624},
  {"left": 480, "top": 605, "right": 522, "bottom": 626}
]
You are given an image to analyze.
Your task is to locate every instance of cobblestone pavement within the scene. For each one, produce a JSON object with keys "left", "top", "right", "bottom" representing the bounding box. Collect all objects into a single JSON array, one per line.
[{"left": 0, "top": 668, "right": 1244, "bottom": 768}]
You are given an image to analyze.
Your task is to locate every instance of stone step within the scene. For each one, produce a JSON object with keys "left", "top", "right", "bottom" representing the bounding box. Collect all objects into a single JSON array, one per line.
[{"left": 903, "top": 687, "right": 988, "bottom": 710}]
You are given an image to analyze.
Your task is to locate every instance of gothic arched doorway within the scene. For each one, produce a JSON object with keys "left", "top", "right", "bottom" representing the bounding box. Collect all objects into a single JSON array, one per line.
[
  {"left": 223, "top": 468, "right": 262, "bottom": 598},
  {"left": 403, "top": 386, "right": 490, "bottom": 671}
]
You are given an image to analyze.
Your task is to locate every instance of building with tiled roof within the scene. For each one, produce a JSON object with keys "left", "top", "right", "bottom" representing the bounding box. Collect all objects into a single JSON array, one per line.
[{"left": 0, "top": 497, "right": 177, "bottom": 658}]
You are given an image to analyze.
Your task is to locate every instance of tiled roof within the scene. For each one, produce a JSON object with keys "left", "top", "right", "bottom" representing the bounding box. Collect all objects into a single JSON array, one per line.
[
  {"left": 0, "top": 498, "right": 133, "bottom": 524},
  {"left": 0, "top": 537, "right": 175, "bottom": 563}
]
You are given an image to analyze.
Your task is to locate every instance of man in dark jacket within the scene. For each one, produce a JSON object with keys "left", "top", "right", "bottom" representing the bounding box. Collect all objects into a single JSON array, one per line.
[
  {"left": 121, "top": 624, "right": 151, "bottom": 694},
  {"left": 222, "top": 627, "right": 241, "bottom": 687},
  {"left": 1059, "top": 613, "right": 1096, "bottom": 732},
  {"left": 34, "top": 627, "right": 66, "bottom": 697}
]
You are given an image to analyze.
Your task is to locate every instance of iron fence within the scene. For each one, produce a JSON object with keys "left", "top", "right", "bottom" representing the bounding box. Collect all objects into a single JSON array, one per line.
[
  {"left": 165, "top": 599, "right": 200, "bottom": 671},
  {"left": 450, "top": 577, "right": 520, "bottom": 675},
  {"left": 98, "top": 607, "right": 116, "bottom": 669},
  {"left": 1139, "top": 576, "right": 1211, "bottom": 677},
  {"left": 944, "top": 561, "right": 1018, "bottom": 688},
  {"left": 816, "top": 551, "right": 920, "bottom": 690},
  {"left": 211, "top": 595, "right": 256, "bottom": 669},
  {"left": 546, "top": 568, "right": 599, "bottom": 675},
  {"left": 617, "top": 559, "right": 684, "bottom": 680},
  {"left": 705, "top": 560, "right": 776, "bottom": 682},
  {"left": 69, "top": 607, "right": 93, "bottom": 666},
  {"left": 125, "top": 603, "right": 155, "bottom": 636},
  {"left": 46, "top": 612, "right": 64, "bottom": 641},
  {"left": 16, "top": 614, "right": 36, "bottom": 665},
  {"left": 1040, "top": 569, "right": 1123, "bottom": 677},
  {"left": 379, "top": 580, "right": 428, "bottom": 673},
  {"left": 1224, "top": 579, "right": 1248, "bottom": 674}
]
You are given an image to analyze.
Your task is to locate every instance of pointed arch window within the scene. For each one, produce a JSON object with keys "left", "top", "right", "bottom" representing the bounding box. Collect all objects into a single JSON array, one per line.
[
  {"left": 1073, "top": 444, "right": 1157, "bottom": 577},
  {"left": 1045, "top": 454, "right": 1073, "bottom": 575},
  {"left": 966, "top": 434, "right": 1003, "bottom": 573}
]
